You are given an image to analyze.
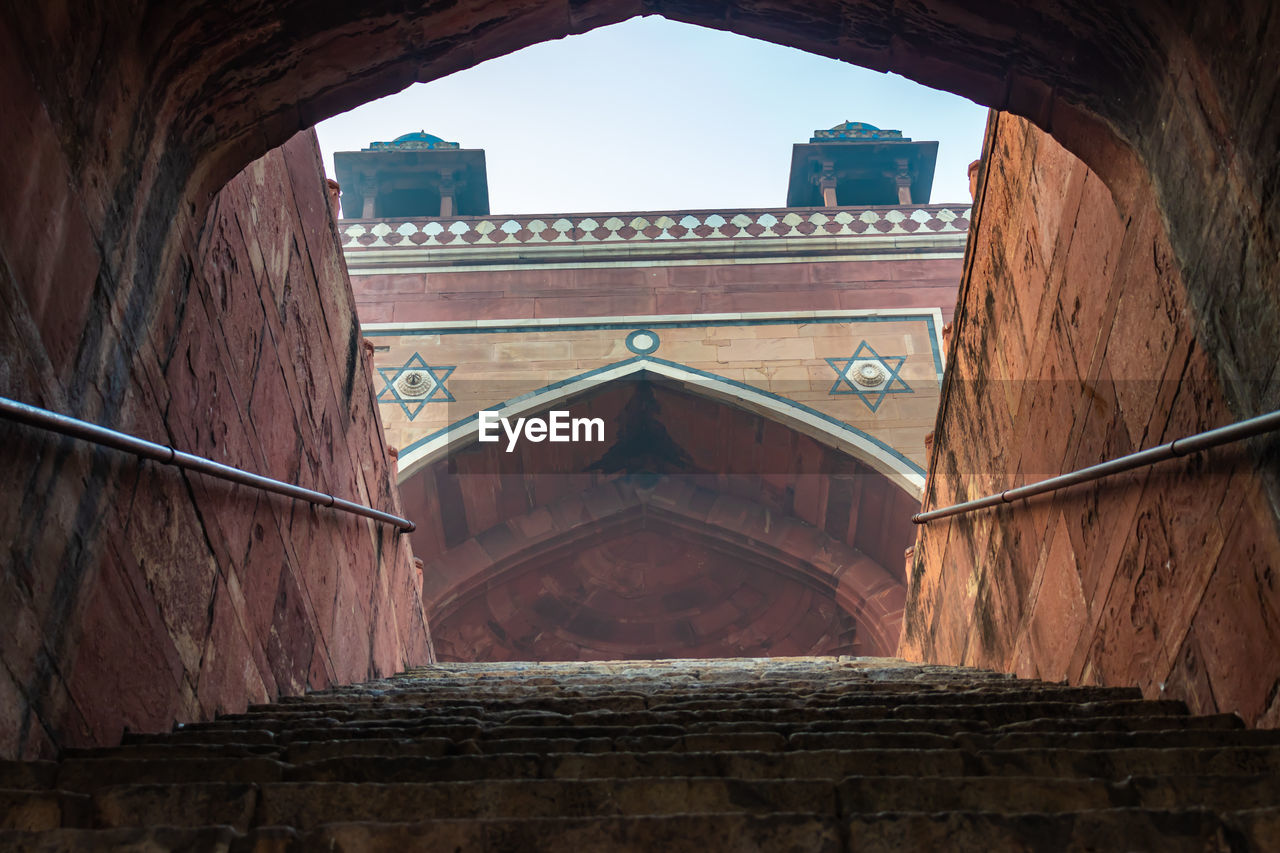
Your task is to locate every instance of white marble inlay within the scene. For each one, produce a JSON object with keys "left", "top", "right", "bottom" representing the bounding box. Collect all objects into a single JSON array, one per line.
[{"left": 845, "top": 360, "right": 889, "bottom": 389}]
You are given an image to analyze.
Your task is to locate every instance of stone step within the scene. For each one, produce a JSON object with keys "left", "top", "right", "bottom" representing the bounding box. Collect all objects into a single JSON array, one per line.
[
  {"left": 292, "top": 811, "right": 845, "bottom": 852},
  {"left": 174, "top": 699, "right": 1193, "bottom": 735},
  {"left": 90, "top": 782, "right": 261, "bottom": 833},
  {"left": 838, "top": 773, "right": 1280, "bottom": 813},
  {"left": 57, "top": 757, "right": 286, "bottom": 793},
  {"left": 64, "top": 743, "right": 283, "bottom": 762},
  {"left": 110, "top": 712, "right": 1242, "bottom": 756},
  {"left": 262, "top": 684, "right": 1144, "bottom": 713},
  {"left": 63, "top": 774, "right": 1280, "bottom": 830},
  {"left": 7, "top": 809, "right": 1273, "bottom": 852},
  {"left": 563, "top": 700, "right": 1191, "bottom": 727},
  {"left": 226, "top": 689, "right": 1168, "bottom": 719},
  {"left": 51, "top": 743, "right": 1280, "bottom": 793},
  {"left": 844, "top": 808, "right": 1280, "bottom": 852},
  {"left": 269, "top": 746, "right": 1280, "bottom": 785},
  {"left": 0, "top": 825, "right": 244, "bottom": 852},
  {"left": 62, "top": 723, "right": 1280, "bottom": 769},
  {"left": 254, "top": 778, "right": 838, "bottom": 826},
  {"left": 0, "top": 789, "right": 92, "bottom": 831},
  {"left": 795, "top": 727, "right": 1280, "bottom": 752},
  {"left": 5, "top": 656, "right": 1271, "bottom": 850},
  {"left": 0, "top": 761, "right": 58, "bottom": 791}
]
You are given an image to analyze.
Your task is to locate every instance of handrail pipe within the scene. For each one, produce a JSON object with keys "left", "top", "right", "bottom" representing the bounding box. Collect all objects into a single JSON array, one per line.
[
  {"left": 0, "top": 395, "right": 415, "bottom": 533},
  {"left": 914, "top": 408, "right": 1280, "bottom": 524}
]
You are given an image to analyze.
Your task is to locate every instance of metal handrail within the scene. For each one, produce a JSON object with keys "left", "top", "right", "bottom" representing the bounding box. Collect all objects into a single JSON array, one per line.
[
  {"left": 914, "top": 408, "right": 1280, "bottom": 524},
  {"left": 0, "top": 395, "right": 415, "bottom": 533}
]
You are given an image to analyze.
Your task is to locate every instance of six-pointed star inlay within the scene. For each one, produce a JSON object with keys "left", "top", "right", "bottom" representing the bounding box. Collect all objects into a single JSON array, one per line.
[
  {"left": 825, "top": 341, "right": 911, "bottom": 412},
  {"left": 376, "top": 353, "right": 455, "bottom": 420}
]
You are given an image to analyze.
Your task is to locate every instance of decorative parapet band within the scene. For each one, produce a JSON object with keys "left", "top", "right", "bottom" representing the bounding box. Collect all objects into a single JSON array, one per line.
[{"left": 340, "top": 205, "right": 970, "bottom": 250}]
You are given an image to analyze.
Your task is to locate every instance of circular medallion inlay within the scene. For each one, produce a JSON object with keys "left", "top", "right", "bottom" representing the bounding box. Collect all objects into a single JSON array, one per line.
[
  {"left": 396, "top": 370, "right": 434, "bottom": 398},
  {"left": 626, "top": 329, "right": 660, "bottom": 355},
  {"left": 849, "top": 360, "right": 887, "bottom": 387}
]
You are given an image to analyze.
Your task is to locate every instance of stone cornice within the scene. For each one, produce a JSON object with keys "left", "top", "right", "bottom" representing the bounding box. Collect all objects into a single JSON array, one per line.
[{"left": 340, "top": 204, "right": 970, "bottom": 271}]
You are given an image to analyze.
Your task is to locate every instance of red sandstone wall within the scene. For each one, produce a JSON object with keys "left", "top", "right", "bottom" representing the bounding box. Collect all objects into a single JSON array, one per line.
[
  {"left": 902, "top": 114, "right": 1280, "bottom": 726},
  {"left": 352, "top": 258, "right": 963, "bottom": 323},
  {"left": 0, "top": 127, "right": 432, "bottom": 758}
]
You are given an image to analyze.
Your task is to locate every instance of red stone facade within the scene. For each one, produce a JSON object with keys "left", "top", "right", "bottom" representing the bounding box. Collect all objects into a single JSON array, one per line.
[
  {"left": 341, "top": 190, "right": 962, "bottom": 665},
  {"left": 0, "top": 130, "right": 430, "bottom": 757},
  {"left": 4, "top": 0, "right": 1280, "bottom": 754},
  {"left": 343, "top": 206, "right": 966, "bottom": 324},
  {"left": 354, "top": 259, "right": 964, "bottom": 325},
  {"left": 902, "top": 114, "right": 1280, "bottom": 727}
]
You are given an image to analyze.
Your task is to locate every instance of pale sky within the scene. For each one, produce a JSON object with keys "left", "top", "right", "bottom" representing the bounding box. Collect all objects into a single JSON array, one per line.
[{"left": 315, "top": 16, "right": 988, "bottom": 216}]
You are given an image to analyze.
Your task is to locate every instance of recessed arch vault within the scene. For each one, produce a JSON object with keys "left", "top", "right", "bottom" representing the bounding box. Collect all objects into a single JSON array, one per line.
[
  {"left": 398, "top": 374, "right": 922, "bottom": 660},
  {"left": 421, "top": 477, "right": 907, "bottom": 661}
]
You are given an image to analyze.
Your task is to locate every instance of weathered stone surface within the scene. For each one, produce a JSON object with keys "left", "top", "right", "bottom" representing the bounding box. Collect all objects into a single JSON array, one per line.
[
  {"left": 0, "top": 129, "right": 430, "bottom": 757},
  {"left": 845, "top": 810, "right": 1245, "bottom": 852},
  {"left": 0, "top": 826, "right": 239, "bottom": 852},
  {"left": 904, "top": 114, "right": 1280, "bottom": 727},
  {"left": 91, "top": 783, "right": 259, "bottom": 832},
  {"left": 2, "top": 657, "right": 1278, "bottom": 849},
  {"left": 0, "top": 790, "right": 89, "bottom": 831}
]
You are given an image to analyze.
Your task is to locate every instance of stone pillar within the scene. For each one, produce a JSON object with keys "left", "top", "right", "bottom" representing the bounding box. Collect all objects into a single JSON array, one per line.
[
  {"left": 819, "top": 178, "right": 838, "bottom": 207},
  {"left": 894, "top": 158, "right": 913, "bottom": 205},
  {"left": 359, "top": 177, "right": 378, "bottom": 218},
  {"left": 438, "top": 171, "right": 457, "bottom": 217},
  {"left": 968, "top": 159, "right": 982, "bottom": 200},
  {"left": 816, "top": 160, "right": 838, "bottom": 207}
]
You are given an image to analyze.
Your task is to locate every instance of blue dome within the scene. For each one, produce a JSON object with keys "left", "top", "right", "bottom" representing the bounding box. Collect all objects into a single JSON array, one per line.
[
  {"left": 366, "top": 131, "right": 460, "bottom": 151},
  {"left": 811, "top": 121, "right": 906, "bottom": 142},
  {"left": 393, "top": 131, "right": 447, "bottom": 144}
]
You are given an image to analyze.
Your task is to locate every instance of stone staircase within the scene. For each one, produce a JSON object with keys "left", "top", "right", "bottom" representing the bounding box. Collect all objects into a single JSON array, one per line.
[{"left": 2, "top": 657, "right": 1279, "bottom": 850}]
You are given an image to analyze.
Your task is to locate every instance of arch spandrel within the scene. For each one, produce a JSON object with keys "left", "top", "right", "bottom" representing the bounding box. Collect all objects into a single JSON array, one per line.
[{"left": 393, "top": 355, "right": 931, "bottom": 499}]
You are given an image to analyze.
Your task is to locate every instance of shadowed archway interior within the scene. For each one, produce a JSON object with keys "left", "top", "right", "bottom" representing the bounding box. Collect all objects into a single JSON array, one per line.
[{"left": 402, "top": 379, "right": 915, "bottom": 661}]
